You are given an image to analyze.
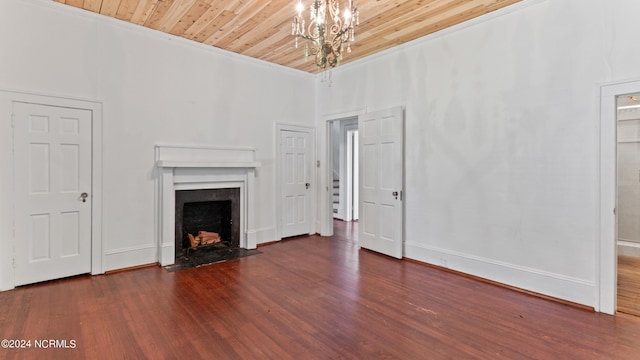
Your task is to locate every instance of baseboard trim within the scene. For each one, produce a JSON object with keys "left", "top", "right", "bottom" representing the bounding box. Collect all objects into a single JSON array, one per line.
[
  {"left": 404, "top": 242, "right": 595, "bottom": 308},
  {"left": 402, "top": 257, "right": 594, "bottom": 312},
  {"left": 103, "top": 245, "right": 157, "bottom": 272},
  {"left": 255, "top": 226, "right": 276, "bottom": 245},
  {"left": 105, "top": 263, "right": 158, "bottom": 275},
  {"left": 618, "top": 240, "right": 640, "bottom": 258},
  {"left": 257, "top": 240, "right": 280, "bottom": 247}
]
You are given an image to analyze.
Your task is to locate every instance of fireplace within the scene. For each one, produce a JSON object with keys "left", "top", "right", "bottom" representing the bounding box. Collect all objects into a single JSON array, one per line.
[
  {"left": 155, "top": 145, "right": 261, "bottom": 266},
  {"left": 175, "top": 188, "right": 240, "bottom": 259}
]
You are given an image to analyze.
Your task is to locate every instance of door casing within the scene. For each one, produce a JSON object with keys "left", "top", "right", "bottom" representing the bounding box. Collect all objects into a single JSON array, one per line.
[
  {"left": 0, "top": 90, "right": 103, "bottom": 291},
  {"left": 599, "top": 78, "right": 640, "bottom": 314}
]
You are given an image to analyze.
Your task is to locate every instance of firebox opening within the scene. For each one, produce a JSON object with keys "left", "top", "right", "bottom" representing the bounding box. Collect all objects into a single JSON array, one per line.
[
  {"left": 182, "top": 200, "right": 232, "bottom": 249},
  {"left": 175, "top": 188, "right": 241, "bottom": 260}
]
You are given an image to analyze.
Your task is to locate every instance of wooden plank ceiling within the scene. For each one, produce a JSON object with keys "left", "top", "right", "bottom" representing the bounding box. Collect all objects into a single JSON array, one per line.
[{"left": 54, "top": 0, "right": 522, "bottom": 73}]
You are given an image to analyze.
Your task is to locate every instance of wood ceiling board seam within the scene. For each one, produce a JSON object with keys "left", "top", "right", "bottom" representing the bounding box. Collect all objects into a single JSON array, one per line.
[
  {"left": 485, "top": 0, "right": 521, "bottom": 11},
  {"left": 143, "top": 0, "right": 175, "bottom": 29},
  {"left": 130, "top": 0, "right": 160, "bottom": 25},
  {"left": 354, "top": 0, "right": 443, "bottom": 32},
  {"left": 379, "top": 2, "right": 484, "bottom": 41},
  {"left": 65, "top": 0, "right": 84, "bottom": 7},
  {"left": 206, "top": 1, "right": 278, "bottom": 48},
  {"left": 155, "top": 0, "right": 199, "bottom": 32},
  {"left": 208, "top": 19, "right": 260, "bottom": 48},
  {"left": 83, "top": 0, "right": 103, "bottom": 13},
  {"left": 232, "top": 2, "right": 302, "bottom": 54},
  {"left": 115, "top": 0, "right": 141, "bottom": 21},
  {"left": 389, "top": 0, "right": 519, "bottom": 43},
  {"left": 182, "top": 2, "right": 228, "bottom": 39},
  {"left": 199, "top": 0, "right": 267, "bottom": 45},
  {"left": 99, "top": 0, "right": 122, "bottom": 16},
  {"left": 359, "top": 5, "right": 488, "bottom": 56},
  {"left": 169, "top": 1, "right": 212, "bottom": 36},
  {"left": 357, "top": 0, "right": 464, "bottom": 34},
  {"left": 193, "top": 10, "right": 237, "bottom": 43},
  {"left": 252, "top": 31, "right": 303, "bottom": 62}
]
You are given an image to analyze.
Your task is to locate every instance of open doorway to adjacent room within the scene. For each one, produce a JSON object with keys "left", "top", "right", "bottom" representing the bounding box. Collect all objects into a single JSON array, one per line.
[
  {"left": 616, "top": 92, "right": 640, "bottom": 316},
  {"left": 330, "top": 117, "right": 359, "bottom": 222},
  {"left": 329, "top": 117, "right": 359, "bottom": 242}
]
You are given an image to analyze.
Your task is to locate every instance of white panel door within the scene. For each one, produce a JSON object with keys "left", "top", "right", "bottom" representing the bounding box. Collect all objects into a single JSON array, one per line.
[
  {"left": 359, "top": 107, "right": 404, "bottom": 258},
  {"left": 281, "top": 129, "right": 312, "bottom": 238},
  {"left": 13, "top": 102, "right": 92, "bottom": 286}
]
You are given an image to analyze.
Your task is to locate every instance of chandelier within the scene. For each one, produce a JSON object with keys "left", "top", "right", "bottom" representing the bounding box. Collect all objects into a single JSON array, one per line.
[{"left": 292, "top": 0, "right": 360, "bottom": 70}]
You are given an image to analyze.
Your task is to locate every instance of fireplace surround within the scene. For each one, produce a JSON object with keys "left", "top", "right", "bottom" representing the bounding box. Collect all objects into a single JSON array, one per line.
[{"left": 155, "top": 145, "right": 260, "bottom": 266}]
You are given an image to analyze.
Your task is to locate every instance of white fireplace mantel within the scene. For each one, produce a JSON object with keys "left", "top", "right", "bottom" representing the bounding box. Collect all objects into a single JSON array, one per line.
[{"left": 155, "top": 145, "right": 261, "bottom": 266}]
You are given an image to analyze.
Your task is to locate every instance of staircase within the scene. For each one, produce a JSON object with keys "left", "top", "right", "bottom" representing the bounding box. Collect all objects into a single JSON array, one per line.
[{"left": 332, "top": 172, "right": 340, "bottom": 217}]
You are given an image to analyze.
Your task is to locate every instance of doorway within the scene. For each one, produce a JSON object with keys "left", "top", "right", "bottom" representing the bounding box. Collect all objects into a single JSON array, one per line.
[
  {"left": 330, "top": 117, "right": 359, "bottom": 223},
  {"left": 616, "top": 92, "right": 640, "bottom": 316},
  {"left": 599, "top": 79, "right": 640, "bottom": 315},
  {"left": 326, "top": 107, "right": 405, "bottom": 259}
]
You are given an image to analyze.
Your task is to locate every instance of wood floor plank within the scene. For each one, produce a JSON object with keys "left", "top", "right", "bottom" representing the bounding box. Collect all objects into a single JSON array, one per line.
[
  {"left": 618, "top": 255, "right": 640, "bottom": 317},
  {"left": 2, "top": 221, "right": 640, "bottom": 359}
]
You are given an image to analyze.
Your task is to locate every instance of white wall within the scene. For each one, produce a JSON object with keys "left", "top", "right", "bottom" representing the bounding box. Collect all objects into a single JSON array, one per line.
[
  {"left": 0, "top": 0, "right": 315, "bottom": 289},
  {"left": 316, "top": 0, "right": 640, "bottom": 308}
]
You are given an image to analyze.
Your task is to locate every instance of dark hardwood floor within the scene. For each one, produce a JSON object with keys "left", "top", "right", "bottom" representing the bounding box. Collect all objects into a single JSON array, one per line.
[
  {"left": 2, "top": 221, "right": 640, "bottom": 359},
  {"left": 618, "top": 255, "right": 640, "bottom": 317}
]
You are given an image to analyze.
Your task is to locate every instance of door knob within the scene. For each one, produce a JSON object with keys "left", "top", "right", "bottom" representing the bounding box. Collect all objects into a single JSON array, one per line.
[
  {"left": 80, "top": 192, "right": 88, "bottom": 203},
  {"left": 305, "top": 183, "right": 311, "bottom": 189},
  {"left": 392, "top": 191, "right": 398, "bottom": 199}
]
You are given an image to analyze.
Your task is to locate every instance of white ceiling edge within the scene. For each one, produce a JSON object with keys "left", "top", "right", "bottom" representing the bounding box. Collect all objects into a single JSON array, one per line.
[
  {"left": 321, "top": 0, "right": 549, "bottom": 79},
  {"left": 28, "top": 0, "right": 313, "bottom": 79},
  {"left": 21, "top": 0, "right": 547, "bottom": 81}
]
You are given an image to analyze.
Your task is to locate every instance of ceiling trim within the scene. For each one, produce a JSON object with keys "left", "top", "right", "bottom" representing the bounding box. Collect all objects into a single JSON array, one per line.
[
  {"left": 33, "top": 0, "right": 313, "bottom": 78},
  {"left": 324, "top": 0, "right": 548, "bottom": 78}
]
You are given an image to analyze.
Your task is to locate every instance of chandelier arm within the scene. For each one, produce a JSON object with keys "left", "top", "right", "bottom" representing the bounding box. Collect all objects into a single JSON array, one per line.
[{"left": 296, "top": 34, "right": 316, "bottom": 42}]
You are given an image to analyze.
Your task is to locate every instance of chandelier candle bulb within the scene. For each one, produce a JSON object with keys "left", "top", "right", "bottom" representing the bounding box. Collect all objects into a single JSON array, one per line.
[{"left": 297, "top": 1, "right": 304, "bottom": 15}]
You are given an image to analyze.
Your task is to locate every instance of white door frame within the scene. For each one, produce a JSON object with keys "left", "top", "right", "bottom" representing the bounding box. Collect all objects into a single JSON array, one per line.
[
  {"left": 344, "top": 124, "right": 358, "bottom": 221},
  {"left": 0, "top": 90, "right": 103, "bottom": 291},
  {"left": 322, "top": 110, "right": 365, "bottom": 236},
  {"left": 275, "top": 123, "right": 316, "bottom": 240},
  {"left": 599, "top": 78, "right": 640, "bottom": 314}
]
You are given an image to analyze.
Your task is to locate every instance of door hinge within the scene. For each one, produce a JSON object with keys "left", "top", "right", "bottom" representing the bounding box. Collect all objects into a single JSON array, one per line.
[
  {"left": 11, "top": 113, "right": 15, "bottom": 128},
  {"left": 12, "top": 257, "right": 15, "bottom": 269}
]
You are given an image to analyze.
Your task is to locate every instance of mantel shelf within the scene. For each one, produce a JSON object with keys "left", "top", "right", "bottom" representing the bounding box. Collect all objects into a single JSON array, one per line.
[{"left": 156, "top": 161, "right": 261, "bottom": 168}]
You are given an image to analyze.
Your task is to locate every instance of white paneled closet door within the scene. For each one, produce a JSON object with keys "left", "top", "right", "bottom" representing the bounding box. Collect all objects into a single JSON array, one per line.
[
  {"left": 280, "top": 129, "right": 312, "bottom": 238},
  {"left": 13, "top": 102, "right": 92, "bottom": 286}
]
